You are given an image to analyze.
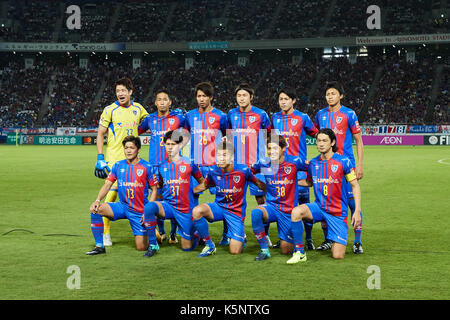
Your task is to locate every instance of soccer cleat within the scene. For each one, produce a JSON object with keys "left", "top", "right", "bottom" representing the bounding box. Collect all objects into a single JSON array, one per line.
[
  {"left": 169, "top": 233, "right": 178, "bottom": 244},
  {"left": 353, "top": 242, "right": 364, "bottom": 254},
  {"left": 86, "top": 246, "right": 106, "bottom": 255},
  {"left": 254, "top": 249, "right": 271, "bottom": 261},
  {"left": 157, "top": 231, "right": 166, "bottom": 244},
  {"left": 219, "top": 234, "right": 230, "bottom": 246},
  {"left": 272, "top": 240, "right": 281, "bottom": 249},
  {"left": 144, "top": 244, "right": 159, "bottom": 257},
  {"left": 103, "top": 234, "right": 112, "bottom": 247},
  {"left": 305, "top": 239, "right": 315, "bottom": 250},
  {"left": 316, "top": 240, "right": 333, "bottom": 251},
  {"left": 198, "top": 245, "right": 216, "bottom": 257},
  {"left": 286, "top": 251, "right": 307, "bottom": 264},
  {"left": 265, "top": 235, "right": 273, "bottom": 248}
]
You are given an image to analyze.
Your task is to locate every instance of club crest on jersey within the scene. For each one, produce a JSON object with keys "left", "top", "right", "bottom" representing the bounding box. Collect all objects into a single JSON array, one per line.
[
  {"left": 336, "top": 116, "right": 343, "bottom": 124},
  {"left": 208, "top": 117, "right": 215, "bottom": 124},
  {"left": 284, "top": 167, "right": 292, "bottom": 174},
  {"left": 168, "top": 118, "right": 175, "bottom": 125},
  {"left": 331, "top": 165, "right": 338, "bottom": 173},
  {"left": 291, "top": 119, "right": 298, "bottom": 126},
  {"left": 233, "top": 175, "right": 240, "bottom": 183},
  {"left": 180, "top": 165, "right": 186, "bottom": 173},
  {"left": 136, "top": 169, "right": 144, "bottom": 177},
  {"left": 133, "top": 110, "right": 138, "bottom": 116},
  {"left": 249, "top": 116, "right": 256, "bottom": 123}
]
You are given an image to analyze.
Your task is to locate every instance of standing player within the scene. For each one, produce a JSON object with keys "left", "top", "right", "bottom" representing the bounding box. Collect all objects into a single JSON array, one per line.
[
  {"left": 250, "top": 134, "right": 308, "bottom": 261},
  {"left": 192, "top": 141, "right": 266, "bottom": 257},
  {"left": 314, "top": 81, "right": 365, "bottom": 254},
  {"left": 287, "top": 129, "right": 362, "bottom": 263},
  {"left": 138, "top": 89, "right": 186, "bottom": 244},
  {"left": 227, "top": 83, "right": 272, "bottom": 245},
  {"left": 272, "top": 87, "right": 318, "bottom": 249},
  {"left": 86, "top": 136, "right": 159, "bottom": 255},
  {"left": 143, "top": 130, "right": 205, "bottom": 254},
  {"left": 94, "top": 77, "right": 149, "bottom": 246},
  {"left": 184, "top": 81, "right": 229, "bottom": 244}
]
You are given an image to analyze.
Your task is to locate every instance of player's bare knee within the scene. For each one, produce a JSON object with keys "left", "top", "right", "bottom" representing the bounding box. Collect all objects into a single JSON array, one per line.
[
  {"left": 291, "top": 206, "right": 303, "bottom": 222},
  {"left": 192, "top": 206, "right": 202, "bottom": 220},
  {"left": 332, "top": 253, "right": 345, "bottom": 260}
]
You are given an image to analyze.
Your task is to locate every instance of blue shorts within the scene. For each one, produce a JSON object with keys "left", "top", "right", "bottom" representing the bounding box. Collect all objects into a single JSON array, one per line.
[
  {"left": 159, "top": 201, "right": 195, "bottom": 241},
  {"left": 297, "top": 171, "right": 310, "bottom": 201},
  {"left": 107, "top": 202, "right": 146, "bottom": 236},
  {"left": 206, "top": 202, "right": 246, "bottom": 243},
  {"left": 306, "top": 202, "right": 348, "bottom": 245},
  {"left": 262, "top": 203, "right": 294, "bottom": 244},
  {"left": 249, "top": 172, "right": 266, "bottom": 196}
]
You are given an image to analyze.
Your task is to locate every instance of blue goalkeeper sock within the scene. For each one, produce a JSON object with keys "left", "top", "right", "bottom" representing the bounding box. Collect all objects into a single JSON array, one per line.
[
  {"left": 349, "top": 197, "right": 363, "bottom": 244},
  {"left": 90, "top": 213, "right": 104, "bottom": 248},
  {"left": 251, "top": 208, "right": 268, "bottom": 250},
  {"left": 304, "top": 221, "right": 313, "bottom": 241},
  {"left": 194, "top": 217, "right": 214, "bottom": 248},
  {"left": 144, "top": 202, "right": 158, "bottom": 246},
  {"left": 291, "top": 220, "right": 305, "bottom": 254}
]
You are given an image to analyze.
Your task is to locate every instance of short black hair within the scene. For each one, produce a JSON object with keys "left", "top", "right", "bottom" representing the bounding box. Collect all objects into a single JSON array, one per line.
[
  {"left": 325, "top": 81, "right": 345, "bottom": 96},
  {"left": 277, "top": 87, "right": 297, "bottom": 100},
  {"left": 195, "top": 81, "right": 214, "bottom": 97},
  {"left": 216, "top": 140, "right": 235, "bottom": 155},
  {"left": 115, "top": 77, "right": 133, "bottom": 91},
  {"left": 163, "top": 130, "right": 183, "bottom": 144},
  {"left": 122, "top": 135, "right": 141, "bottom": 149},
  {"left": 267, "top": 133, "right": 287, "bottom": 149},
  {"left": 317, "top": 128, "right": 337, "bottom": 152},
  {"left": 155, "top": 89, "right": 171, "bottom": 100},
  {"left": 234, "top": 82, "right": 255, "bottom": 98}
]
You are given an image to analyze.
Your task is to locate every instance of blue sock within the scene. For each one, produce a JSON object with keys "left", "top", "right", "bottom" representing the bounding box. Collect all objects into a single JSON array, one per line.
[
  {"left": 157, "top": 217, "right": 165, "bottom": 235},
  {"left": 304, "top": 221, "right": 313, "bottom": 241},
  {"left": 251, "top": 208, "right": 268, "bottom": 250},
  {"left": 321, "top": 221, "right": 329, "bottom": 240},
  {"left": 170, "top": 218, "right": 178, "bottom": 236},
  {"left": 222, "top": 221, "right": 228, "bottom": 237},
  {"left": 264, "top": 223, "right": 270, "bottom": 236},
  {"left": 144, "top": 202, "right": 158, "bottom": 246},
  {"left": 194, "top": 217, "right": 214, "bottom": 247},
  {"left": 90, "top": 213, "right": 104, "bottom": 248},
  {"left": 291, "top": 220, "right": 305, "bottom": 254},
  {"left": 349, "top": 198, "right": 363, "bottom": 244}
]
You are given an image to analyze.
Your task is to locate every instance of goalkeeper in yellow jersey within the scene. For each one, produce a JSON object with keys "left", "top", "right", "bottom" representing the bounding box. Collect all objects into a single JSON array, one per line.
[{"left": 94, "top": 77, "right": 149, "bottom": 246}]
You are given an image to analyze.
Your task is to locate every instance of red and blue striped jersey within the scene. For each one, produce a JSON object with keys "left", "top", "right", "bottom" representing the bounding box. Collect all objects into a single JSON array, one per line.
[
  {"left": 157, "top": 157, "right": 202, "bottom": 214},
  {"left": 306, "top": 154, "right": 356, "bottom": 217},
  {"left": 184, "top": 107, "right": 228, "bottom": 166},
  {"left": 107, "top": 159, "right": 158, "bottom": 214},
  {"left": 272, "top": 110, "right": 317, "bottom": 161},
  {"left": 251, "top": 155, "right": 308, "bottom": 214},
  {"left": 314, "top": 106, "right": 361, "bottom": 167},
  {"left": 138, "top": 110, "right": 185, "bottom": 166},
  {"left": 227, "top": 106, "right": 271, "bottom": 166},
  {"left": 204, "top": 164, "right": 257, "bottom": 218}
]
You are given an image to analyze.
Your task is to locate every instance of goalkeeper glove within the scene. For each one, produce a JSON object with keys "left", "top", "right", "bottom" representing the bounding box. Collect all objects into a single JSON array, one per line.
[{"left": 94, "top": 154, "right": 111, "bottom": 179}]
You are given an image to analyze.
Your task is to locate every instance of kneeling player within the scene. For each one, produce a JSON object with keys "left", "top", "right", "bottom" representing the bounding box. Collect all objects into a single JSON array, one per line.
[
  {"left": 86, "top": 136, "right": 158, "bottom": 255},
  {"left": 250, "top": 134, "right": 308, "bottom": 261},
  {"left": 192, "top": 141, "right": 266, "bottom": 257},
  {"left": 287, "top": 129, "right": 362, "bottom": 263},
  {"left": 143, "top": 130, "right": 205, "bottom": 256}
]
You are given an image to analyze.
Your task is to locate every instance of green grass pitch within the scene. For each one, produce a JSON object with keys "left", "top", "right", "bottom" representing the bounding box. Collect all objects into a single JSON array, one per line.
[{"left": 0, "top": 145, "right": 449, "bottom": 300}]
